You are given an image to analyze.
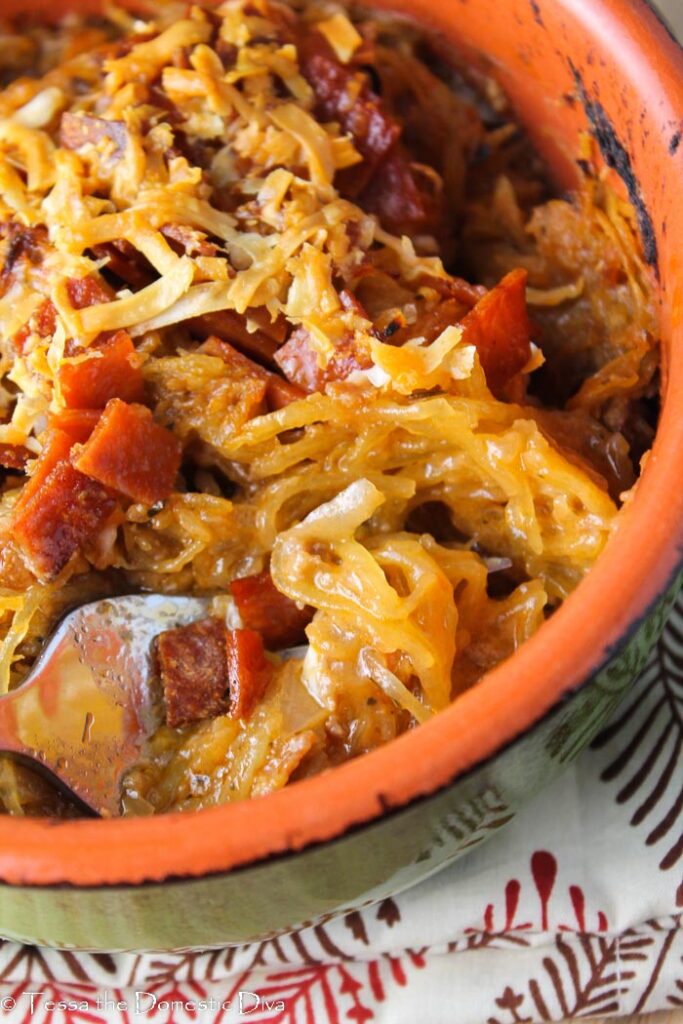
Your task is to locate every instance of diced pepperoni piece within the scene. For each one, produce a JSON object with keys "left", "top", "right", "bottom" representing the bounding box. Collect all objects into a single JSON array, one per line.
[
  {"left": 0, "top": 224, "right": 49, "bottom": 298},
  {"left": 266, "top": 376, "right": 306, "bottom": 410},
  {"left": 34, "top": 298, "right": 58, "bottom": 336},
  {"left": 13, "top": 278, "right": 110, "bottom": 354},
  {"left": 12, "top": 276, "right": 111, "bottom": 356},
  {"left": 60, "top": 112, "right": 128, "bottom": 160},
  {"left": 48, "top": 409, "right": 101, "bottom": 445},
  {"left": 157, "top": 619, "right": 272, "bottom": 726},
  {"left": 199, "top": 335, "right": 303, "bottom": 411},
  {"left": 359, "top": 148, "right": 438, "bottom": 236},
  {"left": 420, "top": 275, "right": 486, "bottom": 308},
  {"left": 226, "top": 628, "right": 272, "bottom": 721},
  {"left": 191, "top": 310, "right": 282, "bottom": 365},
  {"left": 273, "top": 330, "right": 323, "bottom": 391},
  {"left": 12, "top": 462, "right": 116, "bottom": 579},
  {"left": 298, "top": 31, "right": 400, "bottom": 189},
  {"left": 339, "top": 288, "right": 369, "bottom": 318},
  {"left": 460, "top": 269, "right": 531, "bottom": 395},
  {"left": 66, "top": 275, "right": 113, "bottom": 310},
  {"left": 91, "top": 241, "right": 154, "bottom": 290},
  {"left": 0, "top": 444, "right": 30, "bottom": 471},
  {"left": 197, "top": 336, "right": 269, "bottom": 424},
  {"left": 12, "top": 298, "right": 57, "bottom": 353},
  {"left": 230, "top": 570, "right": 313, "bottom": 649},
  {"left": 14, "top": 326, "right": 37, "bottom": 355},
  {"left": 12, "top": 276, "right": 112, "bottom": 354},
  {"left": 156, "top": 617, "right": 230, "bottom": 728},
  {"left": 198, "top": 336, "right": 269, "bottom": 383},
  {"left": 274, "top": 327, "right": 371, "bottom": 393},
  {"left": 297, "top": 34, "right": 444, "bottom": 231},
  {"left": 161, "top": 223, "right": 219, "bottom": 258},
  {"left": 59, "top": 330, "right": 145, "bottom": 409},
  {"left": 13, "top": 429, "right": 75, "bottom": 514},
  {"left": 73, "top": 399, "right": 181, "bottom": 505},
  {"left": 388, "top": 297, "right": 471, "bottom": 349}
]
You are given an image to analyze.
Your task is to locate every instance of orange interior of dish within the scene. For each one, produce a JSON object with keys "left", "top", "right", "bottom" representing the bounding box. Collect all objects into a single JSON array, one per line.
[{"left": 0, "top": 0, "right": 681, "bottom": 885}]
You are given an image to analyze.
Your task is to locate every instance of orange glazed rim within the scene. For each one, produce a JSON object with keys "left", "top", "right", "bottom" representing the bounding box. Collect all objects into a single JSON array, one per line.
[{"left": 0, "top": 0, "right": 682, "bottom": 888}]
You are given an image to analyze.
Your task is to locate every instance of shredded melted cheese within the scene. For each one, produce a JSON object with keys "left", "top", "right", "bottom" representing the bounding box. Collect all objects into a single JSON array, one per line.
[{"left": 0, "top": 0, "right": 658, "bottom": 816}]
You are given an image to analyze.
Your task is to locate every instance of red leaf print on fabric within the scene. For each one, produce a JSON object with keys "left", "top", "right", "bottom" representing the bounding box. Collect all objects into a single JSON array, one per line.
[
  {"left": 484, "top": 919, "right": 683, "bottom": 1024},
  {"left": 530, "top": 852, "right": 557, "bottom": 931},
  {"left": 375, "top": 900, "right": 401, "bottom": 929},
  {"left": 206, "top": 957, "right": 418, "bottom": 1024},
  {"left": 492, "top": 985, "right": 533, "bottom": 1024},
  {"left": 467, "top": 852, "right": 608, "bottom": 947},
  {"left": 487, "top": 934, "right": 629, "bottom": 1024}
]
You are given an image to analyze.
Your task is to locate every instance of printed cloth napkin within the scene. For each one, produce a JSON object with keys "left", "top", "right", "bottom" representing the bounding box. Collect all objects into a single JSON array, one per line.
[{"left": 0, "top": 588, "right": 680, "bottom": 1024}]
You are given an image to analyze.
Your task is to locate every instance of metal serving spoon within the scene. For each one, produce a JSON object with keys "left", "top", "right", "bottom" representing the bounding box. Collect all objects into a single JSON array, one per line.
[{"left": 0, "top": 594, "right": 216, "bottom": 817}]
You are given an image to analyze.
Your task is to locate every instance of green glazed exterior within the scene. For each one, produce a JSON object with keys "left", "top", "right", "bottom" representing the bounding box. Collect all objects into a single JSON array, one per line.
[{"left": 0, "top": 572, "right": 678, "bottom": 952}]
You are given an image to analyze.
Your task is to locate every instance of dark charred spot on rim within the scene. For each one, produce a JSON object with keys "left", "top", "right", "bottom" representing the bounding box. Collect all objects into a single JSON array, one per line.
[
  {"left": 529, "top": 0, "right": 544, "bottom": 27},
  {"left": 669, "top": 130, "right": 682, "bottom": 156},
  {"left": 569, "top": 61, "right": 659, "bottom": 277},
  {"left": 639, "top": 0, "right": 680, "bottom": 46}
]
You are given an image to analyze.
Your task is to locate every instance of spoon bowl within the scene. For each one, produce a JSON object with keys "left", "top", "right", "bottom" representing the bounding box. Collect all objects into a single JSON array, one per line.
[{"left": 0, "top": 595, "right": 211, "bottom": 816}]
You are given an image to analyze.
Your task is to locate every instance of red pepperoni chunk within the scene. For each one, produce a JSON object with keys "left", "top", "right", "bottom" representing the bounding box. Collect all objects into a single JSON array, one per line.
[
  {"left": 266, "top": 375, "right": 306, "bottom": 410},
  {"left": 298, "top": 31, "right": 400, "bottom": 190},
  {"left": 91, "top": 240, "right": 154, "bottom": 290},
  {"left": 34, "top": 298, "right": 58, "bottom": 335},
  {"left": 226, "top": 629, "right": 272, "bottom": 721},
  {"left": 460, "top": 269, "right": 532, "bottom": 395},
  {"left": 420, "top": 275, "right": 486, "bottom": 308},
  {"left": 0, "top": 224, "right": 49, "bottom": 299},
  {"left": 358, "top": 148, "right": 438, "bottom": 236},
  {"left": 59, "top": 330, "right": 145, "bottom": 409},
  {"left": 274, "top": 327, "right": 371, "bottom": 393},
  {"left": 157, "top": 619, "right": 273, "bottom": 726},
  {"left": 297, "top": 32, "right": 439, "bottom": 233},
  {"left": 196, "top": 336, "right": 269, "bottom": 429},
  {"left": 230, "top": 570, "right": 313, "bottom": 649},
  {"left": 12, "top": 461, "right": 116, "bottom": 579},
  {"left": 73, "top": 399, "right": 181, "bottom": 505},
  {"left": 60, "top": 112, "right": 128, "bottom": 161},
  {"left": 388, "top": 297, "right": 471, "bottom": 349},
  {"left": 11, "top": 427, "right": 116, "bottom": 578},
  {"left": 66, "top": 274, "right": 113, "bottom": 310},
  {"left": 12, "top": 298, "right": 56, "bottom": 353},
  {"left": 0, "top": 444, "right": 30, "bottom": 471},
  {"left": 199, "top": 336, "right": 270, "bottom": 383},
  {"left": 191, "top": 310, "right": 282, "bottom": 366},
  {"left": 48, "top": 409, "right": 101, "bottom": 445},
  {"left": 12, "top": 275, "right": 111, "bottom": 353},
  {"left": 200, "top": 335, "right": 305, "bottom": 410},
  {"left": 156, "top": 617, "right": 230, "bottom": 728},
  {"left": 13, "top": 429, "right": 75, "bottom": 514}
]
